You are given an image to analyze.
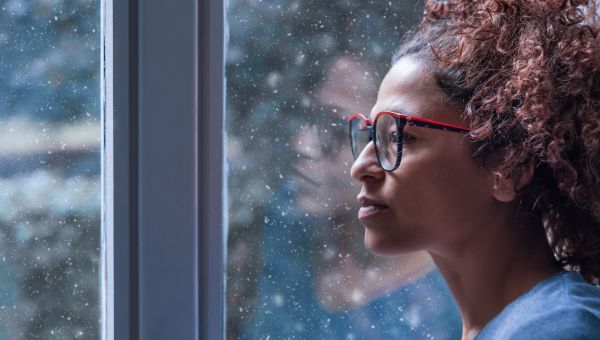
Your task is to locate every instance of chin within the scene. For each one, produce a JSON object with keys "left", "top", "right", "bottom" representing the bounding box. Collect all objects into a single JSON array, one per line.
[
  {"left": 363, "top": 229, "right": 420, "bottom": 256},
  {"left": 297, "top": 194, "right": 328, "bottom": 216},
  {"left": 364, "top": 232, "right": 401, "bottom": 256}
]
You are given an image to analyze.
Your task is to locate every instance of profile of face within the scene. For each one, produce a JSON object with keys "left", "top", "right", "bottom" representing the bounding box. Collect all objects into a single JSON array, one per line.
[
  {"left": 293, "top": 56, "right": 376, "bottom": 216},
  {"left": 292, "top": 55, "right": 461, "bottom": 310},
  {"left": 351, "top": 55, "right": 497, "bottom": 256}
]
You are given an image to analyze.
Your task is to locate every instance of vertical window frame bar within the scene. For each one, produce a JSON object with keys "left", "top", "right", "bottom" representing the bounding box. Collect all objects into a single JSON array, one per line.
[
  {"left": 105, "top": 0, "right": 138, "bottom": 339},
  {"left": 106, "top": 0, "right": 225, "bottom": 339},
  {"left": 199, "top": 0, "right": 226, "bottom": 339}
]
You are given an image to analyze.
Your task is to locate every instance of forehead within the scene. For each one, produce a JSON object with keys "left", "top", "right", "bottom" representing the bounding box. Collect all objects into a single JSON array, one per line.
[
  {"left": 371, "top": 56, "right": 465, "bottom": 126},
  {"left": 317, "top": 57, "right": 377, "bottom": 115}
]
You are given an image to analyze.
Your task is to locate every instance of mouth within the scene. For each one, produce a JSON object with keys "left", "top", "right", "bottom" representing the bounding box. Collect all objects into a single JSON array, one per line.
[
  {"left": 357, "top": 205, "right": 389, "bottom": 220},
  {"left": 291, "top": 166, "right": 320, "bottom": 187},
  {"left": 357, "top": 195, "right": 389, "bottom": 220}
]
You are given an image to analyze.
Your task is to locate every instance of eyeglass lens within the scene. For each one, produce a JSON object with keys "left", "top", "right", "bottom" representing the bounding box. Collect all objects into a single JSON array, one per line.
[
  {"left": 350, "top": 118, "right": 370, "bottom": 160},
  {"left": 317, "top": 118, "right": 347, "bottom": 155},
  {"left": 375, "top": 114, "right": 401, "bottom": 171},
  {"left": 311, "top": 105, "right": 349, "bottom": 156},
  {"left": 350, "top": 114, "right": 405, "bottom": 171}
]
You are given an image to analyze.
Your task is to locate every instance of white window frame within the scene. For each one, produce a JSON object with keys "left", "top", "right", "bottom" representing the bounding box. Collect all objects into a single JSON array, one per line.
[{"left": 103, "top": 0, "right": 225, "bottom": 339}]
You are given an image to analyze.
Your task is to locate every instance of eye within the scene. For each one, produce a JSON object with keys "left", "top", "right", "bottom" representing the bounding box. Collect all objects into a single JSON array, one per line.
[
  {"left": 388, "top": 130, "right": 400, "bottom": 144},
  {"left": 402, "top": 133, "right": 416, "bottom": 144}
]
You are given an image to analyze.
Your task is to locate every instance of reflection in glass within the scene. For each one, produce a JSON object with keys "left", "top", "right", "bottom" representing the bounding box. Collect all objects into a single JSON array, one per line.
[
  {"left": 0, "top": 1, "right": 101, "bottom": 339},
  {"left": 227, "top": 0, "right": 461, "bottom": 339}
]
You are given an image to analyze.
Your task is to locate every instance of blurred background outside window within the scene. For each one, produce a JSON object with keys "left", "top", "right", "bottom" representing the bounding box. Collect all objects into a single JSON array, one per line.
[
  {"left": 0, "top": 0, "right": 466, "bottom": 338},
  {"left": 0, "top": 0, "right": 100, "bottom": 339},
  {"left": 226, "top": 1, "right": 461, "bottom": 339}
]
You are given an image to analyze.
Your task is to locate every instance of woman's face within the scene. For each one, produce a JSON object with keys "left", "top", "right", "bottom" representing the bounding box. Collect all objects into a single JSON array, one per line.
[
  {"left": 350, "top": 56, "right": 496, "bottom": 256},
  {"left": 293, "top": 56, "right": 376, "bottom": 216}
]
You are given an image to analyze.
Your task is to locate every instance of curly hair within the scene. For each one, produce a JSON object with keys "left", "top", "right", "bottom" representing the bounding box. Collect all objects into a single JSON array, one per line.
[{"left": 394, "top": 0, "right": 600, "bottom": 284}]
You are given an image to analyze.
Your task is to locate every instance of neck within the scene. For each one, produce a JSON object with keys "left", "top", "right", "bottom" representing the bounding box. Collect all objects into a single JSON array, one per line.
[{"left": 429, "top": 213, "right": 561, "bottom": 340}]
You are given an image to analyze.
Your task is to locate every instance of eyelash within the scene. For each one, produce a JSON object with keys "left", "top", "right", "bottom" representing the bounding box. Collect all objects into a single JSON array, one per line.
[
  {"left": 403, "top": 133, "right": 416, "bottom": 143},
  {"left": 387, "top": 132, "right": 416, "bottom": 144}
]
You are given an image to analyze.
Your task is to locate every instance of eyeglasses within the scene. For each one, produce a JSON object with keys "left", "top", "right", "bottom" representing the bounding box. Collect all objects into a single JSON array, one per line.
[
  {"left": 307, "top": 104, "right": 350, "bottom": 156},
  {"left": 348, "top": 111, "right": 471, "bottom": 171}
]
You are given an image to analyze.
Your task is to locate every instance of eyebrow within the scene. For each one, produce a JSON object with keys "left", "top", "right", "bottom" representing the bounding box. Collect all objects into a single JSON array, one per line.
[{"left": 385, "top": 107, "right": 416, "bottom": 117}]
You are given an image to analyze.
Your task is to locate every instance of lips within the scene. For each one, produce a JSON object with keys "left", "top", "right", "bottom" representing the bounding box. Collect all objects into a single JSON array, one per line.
[
  {"left": 291, "top": 166, "right": 320, "bottom": 187},
  {"left": 357, "top": 195, "right": 389, "bottom": 220}
]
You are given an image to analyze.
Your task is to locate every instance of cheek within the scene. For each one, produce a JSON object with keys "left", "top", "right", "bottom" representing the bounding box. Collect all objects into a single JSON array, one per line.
[
  {"left": 297, "top": 154, "right": 355, "bottom": 215},
  {"left": 383, "top": 139, "right": 491, "bottom": 246}
]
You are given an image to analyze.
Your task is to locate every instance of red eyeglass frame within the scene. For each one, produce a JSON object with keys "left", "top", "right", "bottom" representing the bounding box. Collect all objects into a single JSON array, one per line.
[
  {"left": 347, "top": 111, "right": 472, "bottom": 171},
  {"left": 348, "top": 112, "right": 471, "bottom": 131}
]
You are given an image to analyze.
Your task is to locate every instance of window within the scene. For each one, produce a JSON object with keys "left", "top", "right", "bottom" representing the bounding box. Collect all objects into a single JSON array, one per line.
[
  {"left": 1, "top": 1, "right": 226, "bottom": 339},
  {"left": 0, "top": 1, "right": 101, "bottom": 339},
  {"left": 106, "top": 0, "right": 224, "bottom": 339},
  {"left": 226, "top": 1, "right": 461, "bottom": 339},
  {"left": 2, "top": 0, "right": 464, "bottom": 339}
]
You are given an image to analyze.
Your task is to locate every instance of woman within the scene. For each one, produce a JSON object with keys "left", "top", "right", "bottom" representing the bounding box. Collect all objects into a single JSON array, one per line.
[
  {"left": 242, "top": 55, "right": 461, "bottom": 339},
  {"left": 349, "top": 0, "right": 600, "bottom": 339}
]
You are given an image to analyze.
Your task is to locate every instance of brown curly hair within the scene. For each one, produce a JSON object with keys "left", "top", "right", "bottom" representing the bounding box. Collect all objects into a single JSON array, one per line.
[{"left": 393, "top": 0, "right": 600, "bottom": 284}]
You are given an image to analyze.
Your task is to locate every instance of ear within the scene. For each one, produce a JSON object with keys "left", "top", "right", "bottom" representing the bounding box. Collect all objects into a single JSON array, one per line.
[{"left": 491, "top": 162, "right": 535, "bottom": 203}]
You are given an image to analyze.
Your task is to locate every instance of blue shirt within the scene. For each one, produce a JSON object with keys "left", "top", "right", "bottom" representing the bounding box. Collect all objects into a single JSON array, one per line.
[{"left": 476, "top": 271, "right": 600, "bottom": 339}]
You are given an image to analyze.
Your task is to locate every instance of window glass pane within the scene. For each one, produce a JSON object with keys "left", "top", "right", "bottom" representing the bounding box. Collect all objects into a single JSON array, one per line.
[
  {"left": 226, "top": 1, "right": 461, "bottom": 339},
  {"left": 0, "top": 1, "right": 101, "bottom": 339}
]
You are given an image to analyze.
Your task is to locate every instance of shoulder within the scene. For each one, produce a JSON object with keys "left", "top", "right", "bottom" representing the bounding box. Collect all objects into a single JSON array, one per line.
[
  {"left": 477, "top": 271, "right": 600, "bottom": 340},
  {"left": 479, "top": 307, "right": 600, "bottom": 340}
]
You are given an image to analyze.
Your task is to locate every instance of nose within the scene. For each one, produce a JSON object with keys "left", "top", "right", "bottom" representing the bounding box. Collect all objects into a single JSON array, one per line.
[
  {"left": 350, "top": 140, "right": 385, "bottom": 183},
  {"left": 293, "top": 125, "right": 321, "bottom": 159}
]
